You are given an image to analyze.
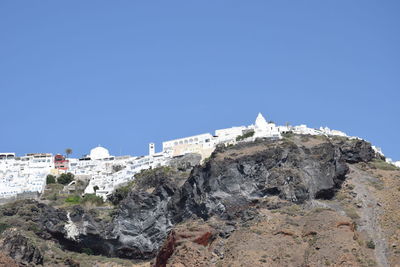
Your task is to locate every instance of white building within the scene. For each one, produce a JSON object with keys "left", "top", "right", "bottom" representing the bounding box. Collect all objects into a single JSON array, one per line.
[
  {"left": 83, "top": 143, "right": 171, "bottom": 199},
  {"left": 250, "top": 113, "right": 281, "bottom": 139},
  {"left": 4, "top": 112, "right": 389, "bottom": 202},
  {"left": 0, "top": 153, "right": 53, "bottom": 199},
  {"left": 0, "top": 153, "right": 15, "bottom": 160},
  {"left": 90, "top": 146, "right": 111, "bottom": 160},
  {"left": 372, "top": 146, "right": 385, "bottom": 157},
  {"left": 162, "top": 133, "right": 215, "bottom": 159},
  {"left": 215, "top": 126, "right": 247, "bottom": 144},
  {"left": 318, "top": 127, "right": 347, "bottom": 137},
  {"left": 292, "top": 124, "right": 320, "bottom": 135}
]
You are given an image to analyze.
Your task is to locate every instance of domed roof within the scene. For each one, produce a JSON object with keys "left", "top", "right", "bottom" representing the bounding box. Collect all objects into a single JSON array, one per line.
[{"left": 90, "top": 146, "right": 110, "bottom": 160}]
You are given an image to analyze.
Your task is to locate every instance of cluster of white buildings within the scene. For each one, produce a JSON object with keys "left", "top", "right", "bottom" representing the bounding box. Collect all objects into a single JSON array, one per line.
[
  {"left": 0, "top": 153, "right": 54, "bottom": 199},
  {"left": 1, "top": 113, "right": 398, "bottom": 201}
]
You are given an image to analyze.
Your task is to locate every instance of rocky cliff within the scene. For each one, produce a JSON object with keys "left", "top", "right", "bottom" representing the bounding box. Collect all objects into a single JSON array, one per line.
[{"left": 1, "top": 134, "right": 399, "bottom": 267}]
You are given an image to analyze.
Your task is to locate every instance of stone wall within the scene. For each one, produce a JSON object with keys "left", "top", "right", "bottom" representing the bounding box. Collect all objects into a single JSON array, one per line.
[{"left": 0, "top": 192, "right": 39, "bottom": 205}]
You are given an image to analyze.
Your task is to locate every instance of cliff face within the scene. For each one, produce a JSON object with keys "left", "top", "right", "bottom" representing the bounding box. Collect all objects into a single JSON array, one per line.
[
  {"left": 169, "top": 138, "right": 365, "bottom": 222},
  {"left": 0, "top": 229, "right": 44, "bottom": 266},
  {"left": 2, "top": 134, "right": 395, "bottom": 267},
  {"left": 44, "top": 137, "right": 375, "bottom": 258}
]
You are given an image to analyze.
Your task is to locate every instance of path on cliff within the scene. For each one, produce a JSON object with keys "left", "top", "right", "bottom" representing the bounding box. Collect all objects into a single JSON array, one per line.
[{"left": 348, "top": 165, "right": 389, "bottom": 267}]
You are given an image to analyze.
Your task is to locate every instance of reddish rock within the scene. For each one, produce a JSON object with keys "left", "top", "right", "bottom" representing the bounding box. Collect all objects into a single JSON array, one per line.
[
  {"left": 154, "top": 230, "right": 177, "bottom": 267},
  {"left": 193, "top": 231, "right": 213, "bottom": 246}
]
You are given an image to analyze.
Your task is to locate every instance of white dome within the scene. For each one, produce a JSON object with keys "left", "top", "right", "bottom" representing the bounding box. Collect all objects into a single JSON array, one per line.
[{"left": 90, "top": 146, "right": 110, "bottom": 160}]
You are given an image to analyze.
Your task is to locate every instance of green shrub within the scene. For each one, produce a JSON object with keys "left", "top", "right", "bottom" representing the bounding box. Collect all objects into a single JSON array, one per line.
[
  {"left": 82, "top": 247, "right": 94, "bottom": 255},
  {"left": 49, "top": 193, "right": 58, "bottom": 201},
  {"left": 46, "top": 174, "right": 56, "bottom": 184},
  {"left": 82, "top": 194, "right": 104, "bottom": 206},
  {"left": 57, "top": 173, "right": 74, "bottom": 185},
  {"left": 282, "top": 131, "right": 294, "bottom": 137},
  {"left": 108, "top": 183, "right": 132, "bottom": 205},
  {"left": 27, "top": 222, "right": 41, "bottom": 233},
  {"left": 203, "top": 156, "right": 211, "bottom": 164},
  {"left": 366, "top": 240, "right": 375, "bottom": 249},
  {"left": 236, "top": 130, "right": 255, "bottom": 141},
  {"left": 0, "top": 223, "right": 10, "bottom": 234},
  {"left": 65, "top": 195, "right": 81, "bottom": 204}
]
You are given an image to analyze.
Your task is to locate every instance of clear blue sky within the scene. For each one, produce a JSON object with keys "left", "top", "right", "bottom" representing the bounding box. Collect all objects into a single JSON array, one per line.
[{"left": 1, "top": 1, "right": 399, "bottom": 160}]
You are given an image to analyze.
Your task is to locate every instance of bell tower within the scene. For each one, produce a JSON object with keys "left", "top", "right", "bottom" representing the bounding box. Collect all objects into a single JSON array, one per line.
[{"left": 149, "top": 143, "right": 155, "bottom": 156}]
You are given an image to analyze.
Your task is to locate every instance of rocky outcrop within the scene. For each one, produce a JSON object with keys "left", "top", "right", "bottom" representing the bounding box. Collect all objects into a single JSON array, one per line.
[
  {"left": 168, "top": 153, "right": 202, "bottom": 171},
  {"left": 0, "top": 199, "right": 67, "bottom": 239},
  {"left": 110, "top": 180, "right": 178, "bottom": 259},
  {"left": 0, "top": 229, "right": 44, "bottom": 266},
  {"left": 169, "top": 139, "right": 354, "bottom": 222},
  {"left": 331, "top": 138, "right": 376, "bottom": 163},
  {"left": 153, "top": 221, "right": 216, "bottom": 267},
  {"left": 31, "top": 169, "right": 183, "bottom": 260},
  {"left": 154, "top": 230, "right": 177, "bottom": 267}
]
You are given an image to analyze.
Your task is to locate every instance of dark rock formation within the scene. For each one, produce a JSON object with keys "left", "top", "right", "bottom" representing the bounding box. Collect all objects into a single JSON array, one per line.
[
  {"left": 0, "top": 229, "right": 44, "bottom": 265},
  {"left": 168, "top": 153, "right": 202, "bottom": 171},
  {"left": 110, "top": 179, "right": 178, "bottom": 259},
  {"left": 0, "top": 199, "right": 68, "bottom": 242},
  {"left": 331, "top": 138, "right": 376, "bottom": 163},
  {"left": 169, "top": 140, "right": 355, "bottom": 222}
]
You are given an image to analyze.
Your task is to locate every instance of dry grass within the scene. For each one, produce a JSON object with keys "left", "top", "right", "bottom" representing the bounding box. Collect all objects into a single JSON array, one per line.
[
  {"left": 370, "top": 159, "right": 399, "bottom": 171},
  {"left": 344, "top": 206, "right": 360, "bottom": 220},
  {"left": 368, "top": 180, "right": 384, "bottom": 190}
]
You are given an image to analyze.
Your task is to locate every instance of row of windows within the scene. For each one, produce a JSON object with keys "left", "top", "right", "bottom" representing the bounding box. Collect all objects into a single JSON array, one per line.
[
  {"left": 173, "top": 137, "right": 200, "bottom": 146},
  {"left": 172, "top": 137, "right": 212, "bottom": 146},
  {"left": 32, "top": 159, "right": 51, "bottom": 163},
  {"left": 0, "top": 155, "right": 15, "bottom": 160}
]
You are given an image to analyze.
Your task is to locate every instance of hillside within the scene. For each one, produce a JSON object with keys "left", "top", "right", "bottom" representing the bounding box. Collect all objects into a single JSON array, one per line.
[{"left": 1, "top": 134, "right": 400, "bottom": 267}]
